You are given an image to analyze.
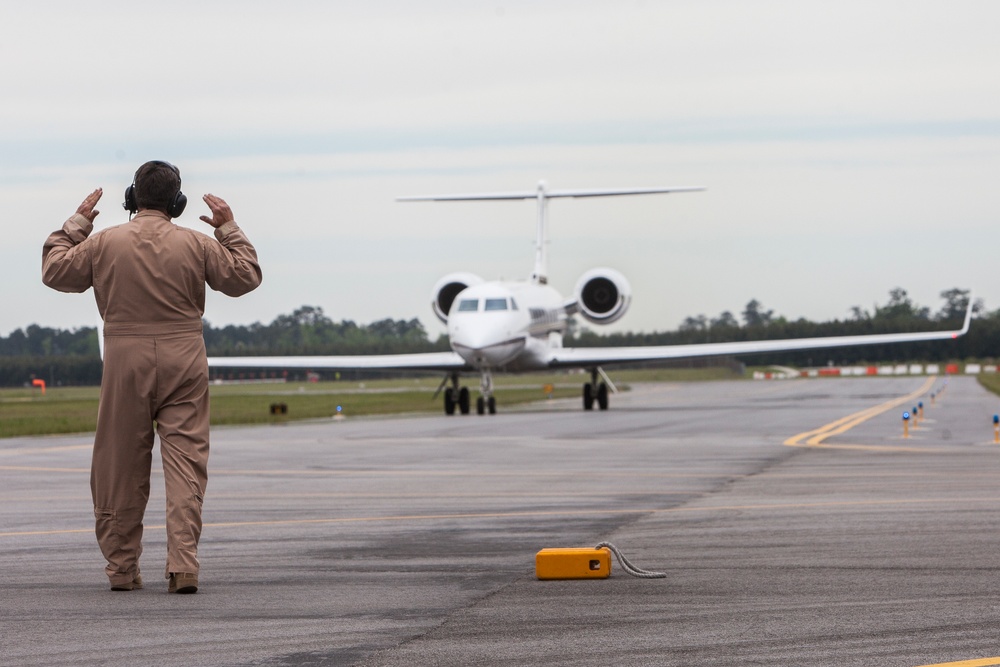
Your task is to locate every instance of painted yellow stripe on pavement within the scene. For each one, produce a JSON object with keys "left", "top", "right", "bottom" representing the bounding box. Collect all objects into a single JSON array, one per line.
[
  {"left": 0, "top": 465, "right": 90, "bottom": 473},
  {"left": 785, "top": 376, "right": 935, "bottom": 448},
  {"left": 0, "top": 444, "right": 91, "bottom": 456},
  {"left": 6, "top": 495, "right": 1000, "bottom": 538},
  {"left": 915, "top": 659, "right": 1000, "bottom": 667},
  {"left": 0, "top": 465, "right": 742, "bottom": 479}
]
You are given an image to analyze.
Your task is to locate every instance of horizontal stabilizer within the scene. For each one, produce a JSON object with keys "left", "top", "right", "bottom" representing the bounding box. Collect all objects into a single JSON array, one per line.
[{"left": 397, "top": 186, "right": 705, "bottom": 202}]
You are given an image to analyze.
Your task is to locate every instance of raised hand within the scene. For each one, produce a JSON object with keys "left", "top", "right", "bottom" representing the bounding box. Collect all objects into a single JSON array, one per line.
[
  {"left": 199, "top": 193, "right": 234, "bottom": 229},
  {"left": 76, "top": 188, "right": 103, "bottom": 222}
]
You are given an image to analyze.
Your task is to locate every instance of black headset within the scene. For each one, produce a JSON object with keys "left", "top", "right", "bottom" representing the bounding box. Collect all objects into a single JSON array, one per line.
[{"left": 123, "top": 160, "right": 187, "bottom": 217}]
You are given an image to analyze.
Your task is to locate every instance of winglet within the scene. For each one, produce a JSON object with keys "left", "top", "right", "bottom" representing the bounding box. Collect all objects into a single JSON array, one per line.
[{"left": 956, "top": 292, "right": 974, "bottom": 338}]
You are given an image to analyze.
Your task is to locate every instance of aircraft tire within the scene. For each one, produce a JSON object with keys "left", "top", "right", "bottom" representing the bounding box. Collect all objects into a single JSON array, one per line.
[
  {"left": 476, "top": 396, "right": 485, "bottom": 415},
  {"left": 459, "top": 387, "right": 471, "bottom": 415},
  {"left": 487, "top": 396, "right": 496, "bottom": 414},
  {"left": 597, "top": 382, "right": 609, "bottom": 410},
  {"left": 444, "top": 388, "right": 456, "bottom": 415},
  {"left": 583, "top": 383, "right": 595, "bottom": 411}
]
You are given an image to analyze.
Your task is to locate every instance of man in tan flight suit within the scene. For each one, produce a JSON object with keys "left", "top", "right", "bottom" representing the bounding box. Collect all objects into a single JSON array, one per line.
[{"left": 42, "top": 161, "right": 262, "bottom": 593}]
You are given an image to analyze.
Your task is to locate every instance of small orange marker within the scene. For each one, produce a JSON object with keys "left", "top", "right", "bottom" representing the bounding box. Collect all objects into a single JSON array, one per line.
[{"left": 536, "top": 547, "right": 611, "bottom": 580}]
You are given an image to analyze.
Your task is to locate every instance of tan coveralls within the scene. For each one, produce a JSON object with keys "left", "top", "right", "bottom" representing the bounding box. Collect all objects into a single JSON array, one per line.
[{"left": 42, "top": 210, "right": 261, "bottom": 586}]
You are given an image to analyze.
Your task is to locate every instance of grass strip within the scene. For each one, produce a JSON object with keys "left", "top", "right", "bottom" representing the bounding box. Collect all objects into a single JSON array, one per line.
[
  {"left": 978, "top": 373, "right": 1000, "bottom": 399},
  {"left": 0, "top": 367, "right": 740, "bottom": 439}
]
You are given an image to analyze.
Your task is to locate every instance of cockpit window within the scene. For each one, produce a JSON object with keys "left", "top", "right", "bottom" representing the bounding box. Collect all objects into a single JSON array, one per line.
[
  {"left": 510, "top": 298, "right": 518, "bottom": 310},
  {"left": 484, "top": 298, "right": 508, "bottom": 311},
  {"left": 457, "top": 299, "right": 479, "bottom": 312}
]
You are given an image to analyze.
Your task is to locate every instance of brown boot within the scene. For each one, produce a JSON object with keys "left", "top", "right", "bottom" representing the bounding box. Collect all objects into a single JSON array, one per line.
[
  {"left": 168, "top": 572, "right": 198, "bottom": 594},
  {"left": 110, "top": 573, "right": 143, "bottom": 591}
]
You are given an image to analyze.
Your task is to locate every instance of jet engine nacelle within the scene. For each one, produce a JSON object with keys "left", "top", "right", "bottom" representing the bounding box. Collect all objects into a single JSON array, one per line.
[
  {"left": 573, "top": 268, "right": 632, "bottom": 325},
  {"left": 431, "top": 272, "right": 484, "bottom": 323}
]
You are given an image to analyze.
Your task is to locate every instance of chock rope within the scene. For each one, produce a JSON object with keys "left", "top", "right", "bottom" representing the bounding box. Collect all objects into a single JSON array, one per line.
[{"left": 596, "top": 542, "right": 666, "bottom": 579}]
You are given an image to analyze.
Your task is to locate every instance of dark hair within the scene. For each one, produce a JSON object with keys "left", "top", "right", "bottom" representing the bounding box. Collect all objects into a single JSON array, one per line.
[{"left": 135, "top": 161, "right": 181, "bottom": 213}]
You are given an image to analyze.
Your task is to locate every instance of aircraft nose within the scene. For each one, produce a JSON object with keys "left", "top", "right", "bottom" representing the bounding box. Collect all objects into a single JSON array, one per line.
[
  {"left": 461, "top": 339, "right": 525, "bottom": 367},
  {"left": 450, "top": 326, "right": 525, "bottom": 367}
]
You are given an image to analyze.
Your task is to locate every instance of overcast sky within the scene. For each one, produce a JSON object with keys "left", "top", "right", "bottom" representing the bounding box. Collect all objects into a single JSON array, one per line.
[{"left": 5, "top": 1, "right": 999, "bottom": 338}]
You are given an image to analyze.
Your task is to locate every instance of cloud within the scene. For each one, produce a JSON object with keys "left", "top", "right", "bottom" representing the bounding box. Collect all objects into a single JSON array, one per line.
[{"left": 7, "top": 0, "right": 1000, "bottom": 337}]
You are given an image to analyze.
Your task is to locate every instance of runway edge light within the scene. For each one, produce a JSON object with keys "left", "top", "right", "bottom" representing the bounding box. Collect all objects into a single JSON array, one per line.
[{"left": 536, "top": 547, "right": 612, "bottom": 580}]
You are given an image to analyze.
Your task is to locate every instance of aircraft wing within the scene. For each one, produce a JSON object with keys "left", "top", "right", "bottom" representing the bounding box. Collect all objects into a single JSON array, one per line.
[
  {"left": 207, "top": 351, "right": 470, "bottom": 372},
  {"left": 546, "top": 306, "right": 972, "bottom": 368},
  {"left": 208, "top": 301, "right": 971, "bottom": 373}
]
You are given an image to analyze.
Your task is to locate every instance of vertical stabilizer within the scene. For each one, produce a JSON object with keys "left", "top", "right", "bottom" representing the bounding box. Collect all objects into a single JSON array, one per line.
[{"left": 532, "top": 181, "right": 549, "bottom": 285}]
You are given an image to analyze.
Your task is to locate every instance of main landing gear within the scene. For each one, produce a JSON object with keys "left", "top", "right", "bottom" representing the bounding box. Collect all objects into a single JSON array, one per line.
[
  {"left": 441, "top": 371, "right": 497, "bottom": 416},
  {"left": 443, "top": 380, "right": 470, "bottom": 415},
  {"left": 583, "top": 367, "right": 610, "bottom": 411}
]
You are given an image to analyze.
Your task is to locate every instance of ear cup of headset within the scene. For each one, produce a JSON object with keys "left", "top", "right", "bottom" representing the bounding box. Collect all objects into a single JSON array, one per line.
[
  {"left": 123, "top": 184, "right": 138, "bottom": 213},
  {"left": 168, "top": 191, "right": 187, "bottom": 218}
]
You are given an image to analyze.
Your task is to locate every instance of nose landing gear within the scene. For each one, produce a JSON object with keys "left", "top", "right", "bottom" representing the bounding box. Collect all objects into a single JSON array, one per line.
[
  {"left": 476, "top": 370, "right": 496, "bottom": 415},
  {"left": 440, "top": 370, "right": 497, "bottom": 415}
]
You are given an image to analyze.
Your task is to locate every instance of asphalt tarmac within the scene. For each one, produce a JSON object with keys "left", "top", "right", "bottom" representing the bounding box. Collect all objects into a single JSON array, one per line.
[{"left": 3, "top": 376, "right": 1000, "bottom": 667}]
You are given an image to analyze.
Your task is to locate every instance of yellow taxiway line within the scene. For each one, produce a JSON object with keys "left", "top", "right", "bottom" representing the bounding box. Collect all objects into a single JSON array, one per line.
[
  {"left": 915, "top": 659, "right": 1000, "bottom": 667},
  {"left": 784, "top": 376, "right": 936, "bottom": 450},
  {"left": 6, "top": 495, "right": 1000, "bottom": 538}
]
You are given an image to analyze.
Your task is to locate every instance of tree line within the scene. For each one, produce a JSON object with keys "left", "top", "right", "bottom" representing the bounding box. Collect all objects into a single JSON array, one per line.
[
  {"left": 0, "top": 306, "right": 448, "bottom": 386},
  {"left": 1, "top": 288, "right": 994, "bottom": 387}
]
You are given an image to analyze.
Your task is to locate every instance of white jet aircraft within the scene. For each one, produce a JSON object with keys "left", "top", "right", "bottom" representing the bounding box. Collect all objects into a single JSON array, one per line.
[{"left": 208, "top": 182, "right": 972, "bottom": 415}]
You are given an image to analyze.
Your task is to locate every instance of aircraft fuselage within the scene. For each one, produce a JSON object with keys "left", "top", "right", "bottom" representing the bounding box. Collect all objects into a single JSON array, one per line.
[{"left": 446, "top": 281, "right": 567, "bottom": 372}]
